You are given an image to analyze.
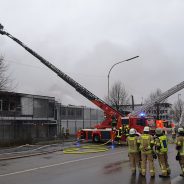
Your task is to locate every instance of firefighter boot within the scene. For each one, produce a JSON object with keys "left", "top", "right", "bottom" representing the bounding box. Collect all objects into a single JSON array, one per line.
[
  {"left": 141, "top": 169, "right": 146, "bottom": 177},
  {"left": 167, "top": 168, "right": 171, "bottom": 175},
  {"left": 159, "top": 174, "right": 170, "bottom": 178},
  {"left": 180, "top": 167, "right": 184, "bottom": 177},
  {"left": 131, "top": 168, "right": 136, "bottom": 175}
]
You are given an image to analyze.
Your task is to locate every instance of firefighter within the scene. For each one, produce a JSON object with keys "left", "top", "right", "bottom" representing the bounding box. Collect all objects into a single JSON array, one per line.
[
  {"left": 155, "top": 128, "right": 170, "bottom": 177},
  {"left": 127, "top": 128, "right": 141, "bottom": 174},
  {"left": 116, "top": 126, "right": 122, "bottom": 144},
  {"left": 175, "top": 127, "right": 184, "bottom": 177},
  {"left": 138, "top": 126, "right": 155, "bottom": 177},
  {"left": 125, "top": 125, "right": 130, "bottom": 136}
]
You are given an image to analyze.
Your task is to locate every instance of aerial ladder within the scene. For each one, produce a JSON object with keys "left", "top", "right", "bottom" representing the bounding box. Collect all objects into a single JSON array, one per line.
[
  {"left": 130, "top": 81, "right": 184, "bottom": 132},
  {"left": 0, "top": 24, "right": 133, "bottom": 132},
  {"left": 131, "top": 81, "right": 184, "bottom": 116}
]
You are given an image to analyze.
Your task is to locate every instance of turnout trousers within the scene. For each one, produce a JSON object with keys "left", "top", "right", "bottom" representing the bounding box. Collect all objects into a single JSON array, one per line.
[
  {"left": 157, "top": 153, "right": 170, "bottom": 176},
  {"left": 179, "top": 155, "right": 184, "bottom": 175},
  {"left": 129, "top": 152, "right": 141, "bottom": 173},
  {"left": 141, "top": 152, "right": 155, "bottom": 176}
]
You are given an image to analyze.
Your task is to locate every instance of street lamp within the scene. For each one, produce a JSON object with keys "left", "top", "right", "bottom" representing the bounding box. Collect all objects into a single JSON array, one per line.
[
  {"left": 107, "top": 56, "right": 139, "bottom": 100},
  {"left": 178, "top": 94, "right": 182, "bottom": 120}
]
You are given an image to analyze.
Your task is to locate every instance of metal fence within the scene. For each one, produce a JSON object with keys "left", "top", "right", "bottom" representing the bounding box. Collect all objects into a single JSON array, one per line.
[{"left": 57, "top": 106, "right": 104, "bottom": 136}]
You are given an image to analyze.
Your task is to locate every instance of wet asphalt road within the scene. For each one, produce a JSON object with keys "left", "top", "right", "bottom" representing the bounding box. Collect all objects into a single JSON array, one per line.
[{"left": 0, "top": 144, "right": 183, "bottom": 184}]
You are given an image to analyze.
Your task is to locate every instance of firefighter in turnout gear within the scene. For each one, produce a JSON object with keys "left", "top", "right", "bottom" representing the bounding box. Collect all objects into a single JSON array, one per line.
[
  {"left": 138, "top": 126, "right": 155, "bottom": 177},
  {"left": 155, "top": 128, "right": 170, "bottom": 177},
  {"left": 125, "top": 125, "right": 130, "bottom": 136},
  {"left": 176, "top": 127, "right": 184, "bottom": 177},
  {"left": 116, "top": 126, "right": 123, "bottom": 144},
  {"left": 127, "top": 128, "right": 141, "bottom": 174}
]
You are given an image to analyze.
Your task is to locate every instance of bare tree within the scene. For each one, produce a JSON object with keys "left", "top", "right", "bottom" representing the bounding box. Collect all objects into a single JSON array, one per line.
[
  {"left": 171, "top": 98, "right": 184, "bottom": 124},
  {"left": 105, "top": 81, "right": 129, "bottom": 111},
  {"left": 0, "top": 56, "right": 11, "bottom": 91},
  {"left": 144, "top": 88, "right": 167, "bottom": 103}
]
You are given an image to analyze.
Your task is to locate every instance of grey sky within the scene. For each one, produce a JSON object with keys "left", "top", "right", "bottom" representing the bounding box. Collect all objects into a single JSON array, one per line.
[{"left": 0, "top": 0, "right": 184, "bottom": 107}]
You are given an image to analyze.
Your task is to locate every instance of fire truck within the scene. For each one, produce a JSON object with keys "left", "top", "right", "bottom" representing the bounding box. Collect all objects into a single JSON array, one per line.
[{"left": 1, "top": 24, "right": 184, "bottom": 143}]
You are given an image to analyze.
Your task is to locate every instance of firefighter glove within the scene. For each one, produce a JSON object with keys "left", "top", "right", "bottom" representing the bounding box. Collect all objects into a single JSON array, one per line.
[
  {"left": 176, "top": 153, "right": 180, "bottom": 161},
  {"left": 176, "top": 145, "right": 181, "bottom": 150},
  {"left": 153, "top": 153, "right": 157, "bottom": 159}
]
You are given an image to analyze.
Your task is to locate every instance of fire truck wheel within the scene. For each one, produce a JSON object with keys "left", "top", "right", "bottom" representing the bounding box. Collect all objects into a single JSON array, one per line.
[{"left": 93, "top": 134, "right": 100, "bottom": 143}]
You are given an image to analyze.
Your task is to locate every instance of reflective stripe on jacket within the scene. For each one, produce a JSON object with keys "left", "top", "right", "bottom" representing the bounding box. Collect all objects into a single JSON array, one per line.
[
  {"left": 155, "top": 135, "right": 168, "bottom": 154},
  {"left": 116, "top": 127, "right": 122, "bottom": 138}
]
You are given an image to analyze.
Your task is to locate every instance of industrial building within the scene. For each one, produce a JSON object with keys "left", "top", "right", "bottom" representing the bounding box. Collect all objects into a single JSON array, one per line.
[{"left": 0, "top": 91, "right": 103, "bottom": 146}]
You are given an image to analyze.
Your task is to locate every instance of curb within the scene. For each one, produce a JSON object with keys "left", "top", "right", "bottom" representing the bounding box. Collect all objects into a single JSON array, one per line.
[{"left": 0, "top": 141, "right": 77, "bottom": 161}]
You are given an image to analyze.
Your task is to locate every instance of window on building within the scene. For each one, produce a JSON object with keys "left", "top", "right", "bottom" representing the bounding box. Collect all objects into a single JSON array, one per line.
[
  {"left": 48, "top": 101, "right": 54, "bottom": 118},
  {"left": 2, "top": 100, "right": 9, "bottom": 111},
  {"left": 0, "top": 100, "right": 2, "bottom": 111},
  {"left": 54, "top": 109, "right": 57, "bottom": 120},
  {"left": 9, "top": 101, "right": 16, "bottom": 111}
]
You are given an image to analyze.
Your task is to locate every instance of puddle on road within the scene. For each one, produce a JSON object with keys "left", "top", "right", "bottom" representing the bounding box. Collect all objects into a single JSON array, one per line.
[
  {"left": 0, "top": 162, "right": 9, "bottom": 167},
  {"left": 103, "top": 160, "right": 129, "bottom": 174}
]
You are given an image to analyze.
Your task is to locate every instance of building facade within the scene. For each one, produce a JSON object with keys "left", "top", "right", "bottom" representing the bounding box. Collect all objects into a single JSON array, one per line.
[{"left": 0, "top": 91, "right": 103, "bottom": 146}]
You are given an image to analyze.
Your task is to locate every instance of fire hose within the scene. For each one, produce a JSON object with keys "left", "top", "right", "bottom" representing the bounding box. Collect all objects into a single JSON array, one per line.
[{"left": 63, "top": 139, "right": 111, "bottom": 154}]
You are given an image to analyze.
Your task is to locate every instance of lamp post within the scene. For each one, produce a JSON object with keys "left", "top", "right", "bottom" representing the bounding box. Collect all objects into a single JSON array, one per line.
[
  {"left": 178, "top": 94, "right": 182, "bottom": 120},
  {"left": 107, "top": 56, "right": 139, "bottom": 100}
]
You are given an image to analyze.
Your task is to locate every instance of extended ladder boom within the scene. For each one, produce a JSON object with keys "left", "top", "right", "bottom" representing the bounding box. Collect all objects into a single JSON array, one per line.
[
  {"left": 0, "top": 25, "right": 122, "bottom": 118},
  {"left": 131, "top": 81, "right": 184, "bottom": 116}
]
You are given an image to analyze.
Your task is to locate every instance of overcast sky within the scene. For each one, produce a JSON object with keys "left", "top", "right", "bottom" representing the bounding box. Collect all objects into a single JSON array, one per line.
[{"left": 1, "top": 0, "right": 184, "bottom": 108}]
